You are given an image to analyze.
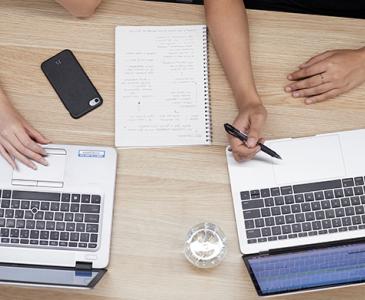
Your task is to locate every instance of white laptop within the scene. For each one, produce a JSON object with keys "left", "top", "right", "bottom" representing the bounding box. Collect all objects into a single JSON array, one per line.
[
  {"left": 226, "top": 128, "right": 365, "bottom": 296},
  {"left": 0, "top": 144, "right": 117, "bottom": 289}
]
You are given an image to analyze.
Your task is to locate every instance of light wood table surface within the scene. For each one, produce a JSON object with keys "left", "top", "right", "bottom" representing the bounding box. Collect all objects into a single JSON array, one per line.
[{"left": 1, "top": 1, "right": 365, "bottom": 299}]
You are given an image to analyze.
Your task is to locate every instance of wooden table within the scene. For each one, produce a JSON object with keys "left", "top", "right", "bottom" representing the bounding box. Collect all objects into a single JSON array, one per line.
[{"left": 1, "top": 1, "right": 365, "bottom": 299}]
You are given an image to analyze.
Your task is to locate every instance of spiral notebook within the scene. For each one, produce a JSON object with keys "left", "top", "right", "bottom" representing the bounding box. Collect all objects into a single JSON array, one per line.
[{"left": 115, "top": 25, "right": 211, "bottom": 147}]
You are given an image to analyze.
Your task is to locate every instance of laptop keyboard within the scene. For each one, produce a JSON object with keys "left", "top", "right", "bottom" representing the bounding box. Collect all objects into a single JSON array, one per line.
[
  {"left": 241, "top": 176, "right": 365, "bottom": 244},
  {"left": 0, "top": 189, "right": 101, "bottom": 250}
]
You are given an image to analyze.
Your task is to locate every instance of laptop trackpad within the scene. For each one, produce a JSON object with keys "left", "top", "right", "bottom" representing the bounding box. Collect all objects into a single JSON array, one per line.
[
  {"left": 270, "top": 135, "right": 346, "bottom": 185},
  {"left": 12, "top": 150, "right": 66, "bottom": 183}
]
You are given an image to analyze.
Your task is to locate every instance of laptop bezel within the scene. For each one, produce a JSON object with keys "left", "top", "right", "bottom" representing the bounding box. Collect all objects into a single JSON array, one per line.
[
  {"left": 0, "top": 262, "right": 106, "bottom": 289},
  {"left": 243, "top": 237, "right": 365, "bottom": 297}
]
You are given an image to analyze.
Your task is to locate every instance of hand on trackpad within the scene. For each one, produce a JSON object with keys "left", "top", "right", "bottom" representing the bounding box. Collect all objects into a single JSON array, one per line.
[
  {"left": 269, "top": 135, "right": 346, "bottom": 185},
  {"left": 13, "top": 150, "right": 66, "bottom": 183}
]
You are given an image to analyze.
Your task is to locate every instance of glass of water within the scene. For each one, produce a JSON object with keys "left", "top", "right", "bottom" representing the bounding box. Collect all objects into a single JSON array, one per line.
[{"left": 184, "top": 222, "right": 227, "bottom": 268}]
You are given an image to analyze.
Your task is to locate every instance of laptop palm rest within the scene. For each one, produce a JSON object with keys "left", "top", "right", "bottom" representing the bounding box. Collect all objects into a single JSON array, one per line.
[
  {"left": 269, "top": 134, "right": 346, "bottom": 185},
  {"left": 12, "top": 148, "right": 67, "bottom": 188}
]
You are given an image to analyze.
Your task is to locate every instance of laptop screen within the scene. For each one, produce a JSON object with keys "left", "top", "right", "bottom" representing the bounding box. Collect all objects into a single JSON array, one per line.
[
  {"left": 0, "top": 264, "right": 105, "bottom": 288},
  {"left": 245, "top": 241, "right": 365, "bottom": 296}
]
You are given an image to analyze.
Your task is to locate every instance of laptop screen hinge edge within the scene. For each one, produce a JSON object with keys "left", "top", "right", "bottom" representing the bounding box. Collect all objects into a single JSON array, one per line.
[{"left": 75, "top": 261, "right": 93, "bottom": 271}]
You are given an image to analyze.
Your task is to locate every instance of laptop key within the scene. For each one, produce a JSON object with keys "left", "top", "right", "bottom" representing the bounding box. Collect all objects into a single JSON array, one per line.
[
  {"left": 81, "top": 195, "right": 91, "bottom": 203},
  {"left": 342, "top": 178, "right": 354, "bottom": 187},
  {"left": 64, "top": 213, "right": 73, "bottom": 222},
  {"left": 56, "top": 222, "right": 65, "bottom": 231},
  {"left": 50, "top": 202, "right": 60, "bottom": 211},
  {"left": 315, "top": 211, "right": 325, "bottom": 220},
  {"left": 331, "top": 199, "right": 341, "bottom": 208},
  {"left": 288, "top": 234, "right": 297, "bottom": 239},
  {"left": 70, "top": 204, "right": 80, "bottom": 212},
  {"left": 302, "top": 223, "right": 311, "bottom": 231},
  {"left": 335, "top": 208, "right": 345, "bottom": 217},
  {"left": 285, "top": 214, "right": 295, "bottom": 224},
  {"left": 272, "top": 226, "right": 281, "bottom": 235},
  {"left": 11, "top": 200, "right": 20, "bottom": 209},
  {"left": 20, "top": 239, "right": 29, "bottom": 244},
  {"left": 76, "top": 223, "right": 85, "bottom": 232},
  {"left": 334, "top": 189, "right": 344, "bottom": 198},
  {"left": 2, "top": 190, "right": 11, "bottom": 198},
  {"left": 30, "top": 230, "right": 39, "bottom": 239},
  {"left": 264, "top": 198, "right": 274, "bottom": 207},
  {"left": 91, "top": 195, "right": 101, "bottom": 204},
  {"left": 352, "top": 215, "right": 361, "bottom": 225},
  {"left": 305, "top": 212, "right": 315, "bottom": 221},
  {"left": 319, "top": 230, "right": 328, "bottom": 235},
  {"left": 354, "top": 187, "right": 363, "bottom": 195},
  {"left": 325, "top": 209, "right": 335, "bottom": 218},
  {"left": 49, "top": 241, "right": 58, "bottom": 246},
  {"left": 355, "top": 206, "right": 364, "bottom": 215},
  {"left": 314, "top": 191, "right": 324, "bottom": 200},
  {"left": 275, "top": 216, "right": 285, "bottom": 225},
  {"left": 16, "top": 220, "right": 25, "bottom": 228},
  {"left": 351, "top": 196, "right": 361, "bottom": 205},
  {"left": 36, "top": 221, "right": 45, "bottom": 230},
  {"left": 242, "top": 199, "right": 264, "bottom": 210},
  {"left": 268, "top": 236, "right": 277, "bottom": 241},
  {"left": 312, "top": 221, "right": 322, "bottom": 230},
  {"left": 278, "top": 235, "right": 287, "bottom": 240},
  {"left": 344, "top": 188, "right": 354, "bottom": 197},
  {"left": 295, "top": 213, "right": 305, "bottom": 223},
  {"left": 328, "top": 229, "right": 338, "bottom": 233},
  {"left": 332, "top": 219, "right": 342, "bottom": 227},
  {"left": 345, "top": 207, "right": 355, "bottom": 216},
  {"left": 90, "top": 234, "right": 98, "bottom": 243},
  {"left": 322, "top": 220, "right": 332, "bottom": 229},
  {"left": 270, "top": 187, "right": 280, "bottom": 197},
  {"left": 245, "top": 220, "right": 254, "bottom": 229},
  {"left": 298, "top": 232, "right": 307, "bottom": 237},
  {"left": 281, "top": 205, "right": 291, "bottom": 214},
  {"left": 243, "top": 209, "right": 260, "bottom": 220},
  {"left": 10, "top": 229, "right": 19, "bottom": 238},
  {"left": 311, "top": 202, "right": 321, "bottom": 211},
  {"left": 304, "top": 193, "right": 314, "bottom": 202},
  {"left": 86, "top": 224, "right": 99, "bottom": 233},
  {"left": 1, "top": 238, "right": 9, "bottom": 243},
  {"left": 282, "top": 225, "right": 292, "bottom": 234},
  {"left": 308, "top": 231, "right": 318, "bottom": 236},
  {"left": 321, "top": 200, "right": 330, "bottom": 209},
  {"left": 72, "top": 194, "right": 81, "bottom": 202},
  {"left": 271, "top": 207, "right": 281, "bottom": 216},
  {"left": 274, "top": 196, "right": 284, "bottom": 206},
  {"left": 45, "top": 212, "right": 54, "bottom": 220},
  {"left": 301, "top": 203, "right": 311, "bottom": 212},
  {"left": 66, "top": 223, "right": 76, "bottom": 231},
  {"left": 342, "top": 217, "right": 351, "bottom": 226},
  {"left": 280, "top": 186, "right": 293, "bottom": 195},
  {"left": 70, "top": 232, "right": 79, "bottom": 241},
  {"left": 247, "top": 239, "right": 257, "bottom": 244},
  {"left": 254, "top": 218, "right": 265, "bottom": 228},
  {"left": 284, "top": 195, "right": 294, "bottom": 204},
  {"left": 59, "top": 241, "right": 68, "bottom": 247},
  {"left": 80, "top": 233, "right": 89, "bottom": 242},
  {"left": 324, "top": 190, "right": 334, "bottom": 199},
  {"left": 0, "top": 218, "right": 5, "bottom": 227},
  {"left": 88, "top": 243, "right": 97, "bottom": 249},
  {"left": 261, "top": 227, "right": 271, "bottom": 237},
  {"left": 50, "top": 231, "right": 59, "bottom": 240},
  {"left": 261, "top": 208, "right": 271, "bottom": 217},
  {"left": 240, "top": 191, "right": 250, "bottom": 200},
  {"left": 11, "top": 238, "right": 19, "bottom": 244},
  {"left": 294, "top": 194, "right": 304, "bottom": 203},
  {"left": 60, "top": 232, "right": 69, "bottom": 241},
  {"left": 355, "top": 177, "right": 364, "bottom": 186},
  {"left": 349, "top": 225, "right": 358, "bottom": 231},
  {"left": 292, "top": 224, "right": 301, "bottom": 233},
  {"left": 61, "top": 194, "right": 71, "bottom": 202},
  {"left": 46, "top": 221, "right": 55, "bottom": 230},
  {"left": 265, "top": 217, "right": 275, "bottom": 226},
  {"left": 60, "top": 203, "right": 69, "bottom": 212},
  {"left": 291, "top": 204, "right": 301, "bottom": 213},
  {"left": 1, "top": 200, "right": 10, "bottom": 208},
  {"left": 250, "top": 190, "right": 260, "bottom": 199}
]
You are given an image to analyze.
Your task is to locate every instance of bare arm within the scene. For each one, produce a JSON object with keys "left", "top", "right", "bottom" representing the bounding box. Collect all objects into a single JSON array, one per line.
[
  {"left": 204, "top": 0, "right": 267, "bottom": 161},
  {"left": 55, "top": 0, "right": 102, "bottom": 18}
]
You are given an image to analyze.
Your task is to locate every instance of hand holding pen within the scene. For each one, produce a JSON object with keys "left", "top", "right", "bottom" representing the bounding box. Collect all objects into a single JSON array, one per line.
[{"left": 225, "top": 123, "right": 282, "bottom": 160}]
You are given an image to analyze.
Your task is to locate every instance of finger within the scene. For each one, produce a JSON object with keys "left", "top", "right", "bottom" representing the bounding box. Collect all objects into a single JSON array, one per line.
[
  {"left": 247, "top": 114, "right": 266, "bottom": 148},
  {"left": 15, "top": 130, "right": 48, "bottom": 157},
  {"left": 231, "top": 144, "right": 260, "bottom": 161},
  {"left": 288, "top": 62, "right": 327, "bottom": 81},
  {"left": 0, "top": 144, "right": 16, "bottom": 169},
  {"left": 305, "top": 89, "right": 341, "bottom": 104},
  {"left": 10, "top": 133, "right": 48, "bottom": 166},
  {"left": 1, "top": 138, "right": 37, "bottom": 170},
  {"left": 291, "top": 83, "right": 334, "bottom": 98},
  {"left": 299, "top": 51, "right": 334, "bottom": 68},
  {"left": 23, "top": 123, "right": 51, "bottom": 144},
  {"left": 285, "top": 74, "right": 323, "bottom": 92}
]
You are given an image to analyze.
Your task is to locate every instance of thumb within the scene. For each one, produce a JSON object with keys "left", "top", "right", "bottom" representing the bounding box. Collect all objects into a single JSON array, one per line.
[{"left": 247, "top": 116, "right": 265, "bottom": 148}]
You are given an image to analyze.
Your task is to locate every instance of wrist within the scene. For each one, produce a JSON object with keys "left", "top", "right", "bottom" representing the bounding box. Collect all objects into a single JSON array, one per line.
[{"left": 236, "top": 92, "right": 262, "bottom": 110}]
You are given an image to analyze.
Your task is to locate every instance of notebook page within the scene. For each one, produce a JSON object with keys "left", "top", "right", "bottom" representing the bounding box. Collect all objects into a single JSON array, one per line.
[{"left": 115, "top": 25, "right": 211, "bottom": 147}]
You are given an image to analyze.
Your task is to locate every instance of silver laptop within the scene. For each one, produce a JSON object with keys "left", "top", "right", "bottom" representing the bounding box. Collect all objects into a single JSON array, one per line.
[
  {"left": 226, "top": 128, "right": 365, "bottom": 296},
  {"left": 0, "top": 144, "right": 117, "bottom": 289}
]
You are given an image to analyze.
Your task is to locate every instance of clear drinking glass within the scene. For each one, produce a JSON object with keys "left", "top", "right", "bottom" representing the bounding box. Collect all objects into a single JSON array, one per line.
[{"left": 184, "top": 222, "right": 227, "bottom": 268}]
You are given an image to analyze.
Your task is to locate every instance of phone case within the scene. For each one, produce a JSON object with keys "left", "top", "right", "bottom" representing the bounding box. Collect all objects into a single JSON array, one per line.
[{"left": 41, "top": 49, "right": 103, "bottom": 119}]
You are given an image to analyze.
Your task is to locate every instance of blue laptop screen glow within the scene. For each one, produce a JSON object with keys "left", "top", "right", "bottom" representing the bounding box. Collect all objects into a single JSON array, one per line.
[{"left": 247, "top": 242, "right": 365, "bottom": 295}]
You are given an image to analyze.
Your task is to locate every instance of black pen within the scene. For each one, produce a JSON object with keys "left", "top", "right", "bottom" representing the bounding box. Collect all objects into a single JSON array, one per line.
[{"left": 224, "top": 123, "right": 282, "bottom": 160}]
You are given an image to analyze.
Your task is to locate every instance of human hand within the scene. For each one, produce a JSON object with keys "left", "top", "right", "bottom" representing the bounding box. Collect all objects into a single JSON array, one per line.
[
  {"left": 285, "top": 48, "right": 365, "bottom": 104},
  {"left": 0, "top": 93, "right": 50, "bottom": 169},
  {"left": 228, "top": 101, "right": 267, "bottom": 162}
]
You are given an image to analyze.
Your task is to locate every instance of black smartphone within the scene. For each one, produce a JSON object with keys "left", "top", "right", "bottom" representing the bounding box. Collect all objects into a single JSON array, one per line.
[{"left": 41, "top": 49, "right": 103, "bottom": 119}]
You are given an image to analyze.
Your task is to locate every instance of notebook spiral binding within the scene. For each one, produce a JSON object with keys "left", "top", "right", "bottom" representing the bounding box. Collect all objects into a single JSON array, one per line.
[{"left": 202, "top": 27, "right": 212, "bottom": 143}]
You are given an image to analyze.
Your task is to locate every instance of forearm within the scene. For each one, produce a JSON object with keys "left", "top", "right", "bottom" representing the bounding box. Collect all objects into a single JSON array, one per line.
[
  {"left": 55, "top": 0, "right": 102, "bottom": 18},
  {"left": 204, "top": 0, "right": 260, "bottom": 109}
]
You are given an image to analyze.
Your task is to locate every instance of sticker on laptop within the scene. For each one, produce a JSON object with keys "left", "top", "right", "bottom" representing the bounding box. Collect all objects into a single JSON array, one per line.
[{"left": 78, "top": 150, "right": 105, "bottom": 158}]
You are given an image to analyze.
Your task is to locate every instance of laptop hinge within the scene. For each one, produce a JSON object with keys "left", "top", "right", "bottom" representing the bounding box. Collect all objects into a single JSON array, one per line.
[{"left": 75, "top": 261, "right": 93, "bottom": 271}]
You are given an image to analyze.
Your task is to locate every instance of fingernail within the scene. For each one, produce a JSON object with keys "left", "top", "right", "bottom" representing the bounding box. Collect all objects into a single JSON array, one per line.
[
  {"left": 285, "top": 86, "right": 291, "bottom": 92},
  {"left": 41, "top": 158, "right": 49, "bottom": 166},
  {"left": 293, "top": 92, "right": 299, "bottom": 97},
  {"left": 32, "top": 164, "right": 37, "bottom": 170}
]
